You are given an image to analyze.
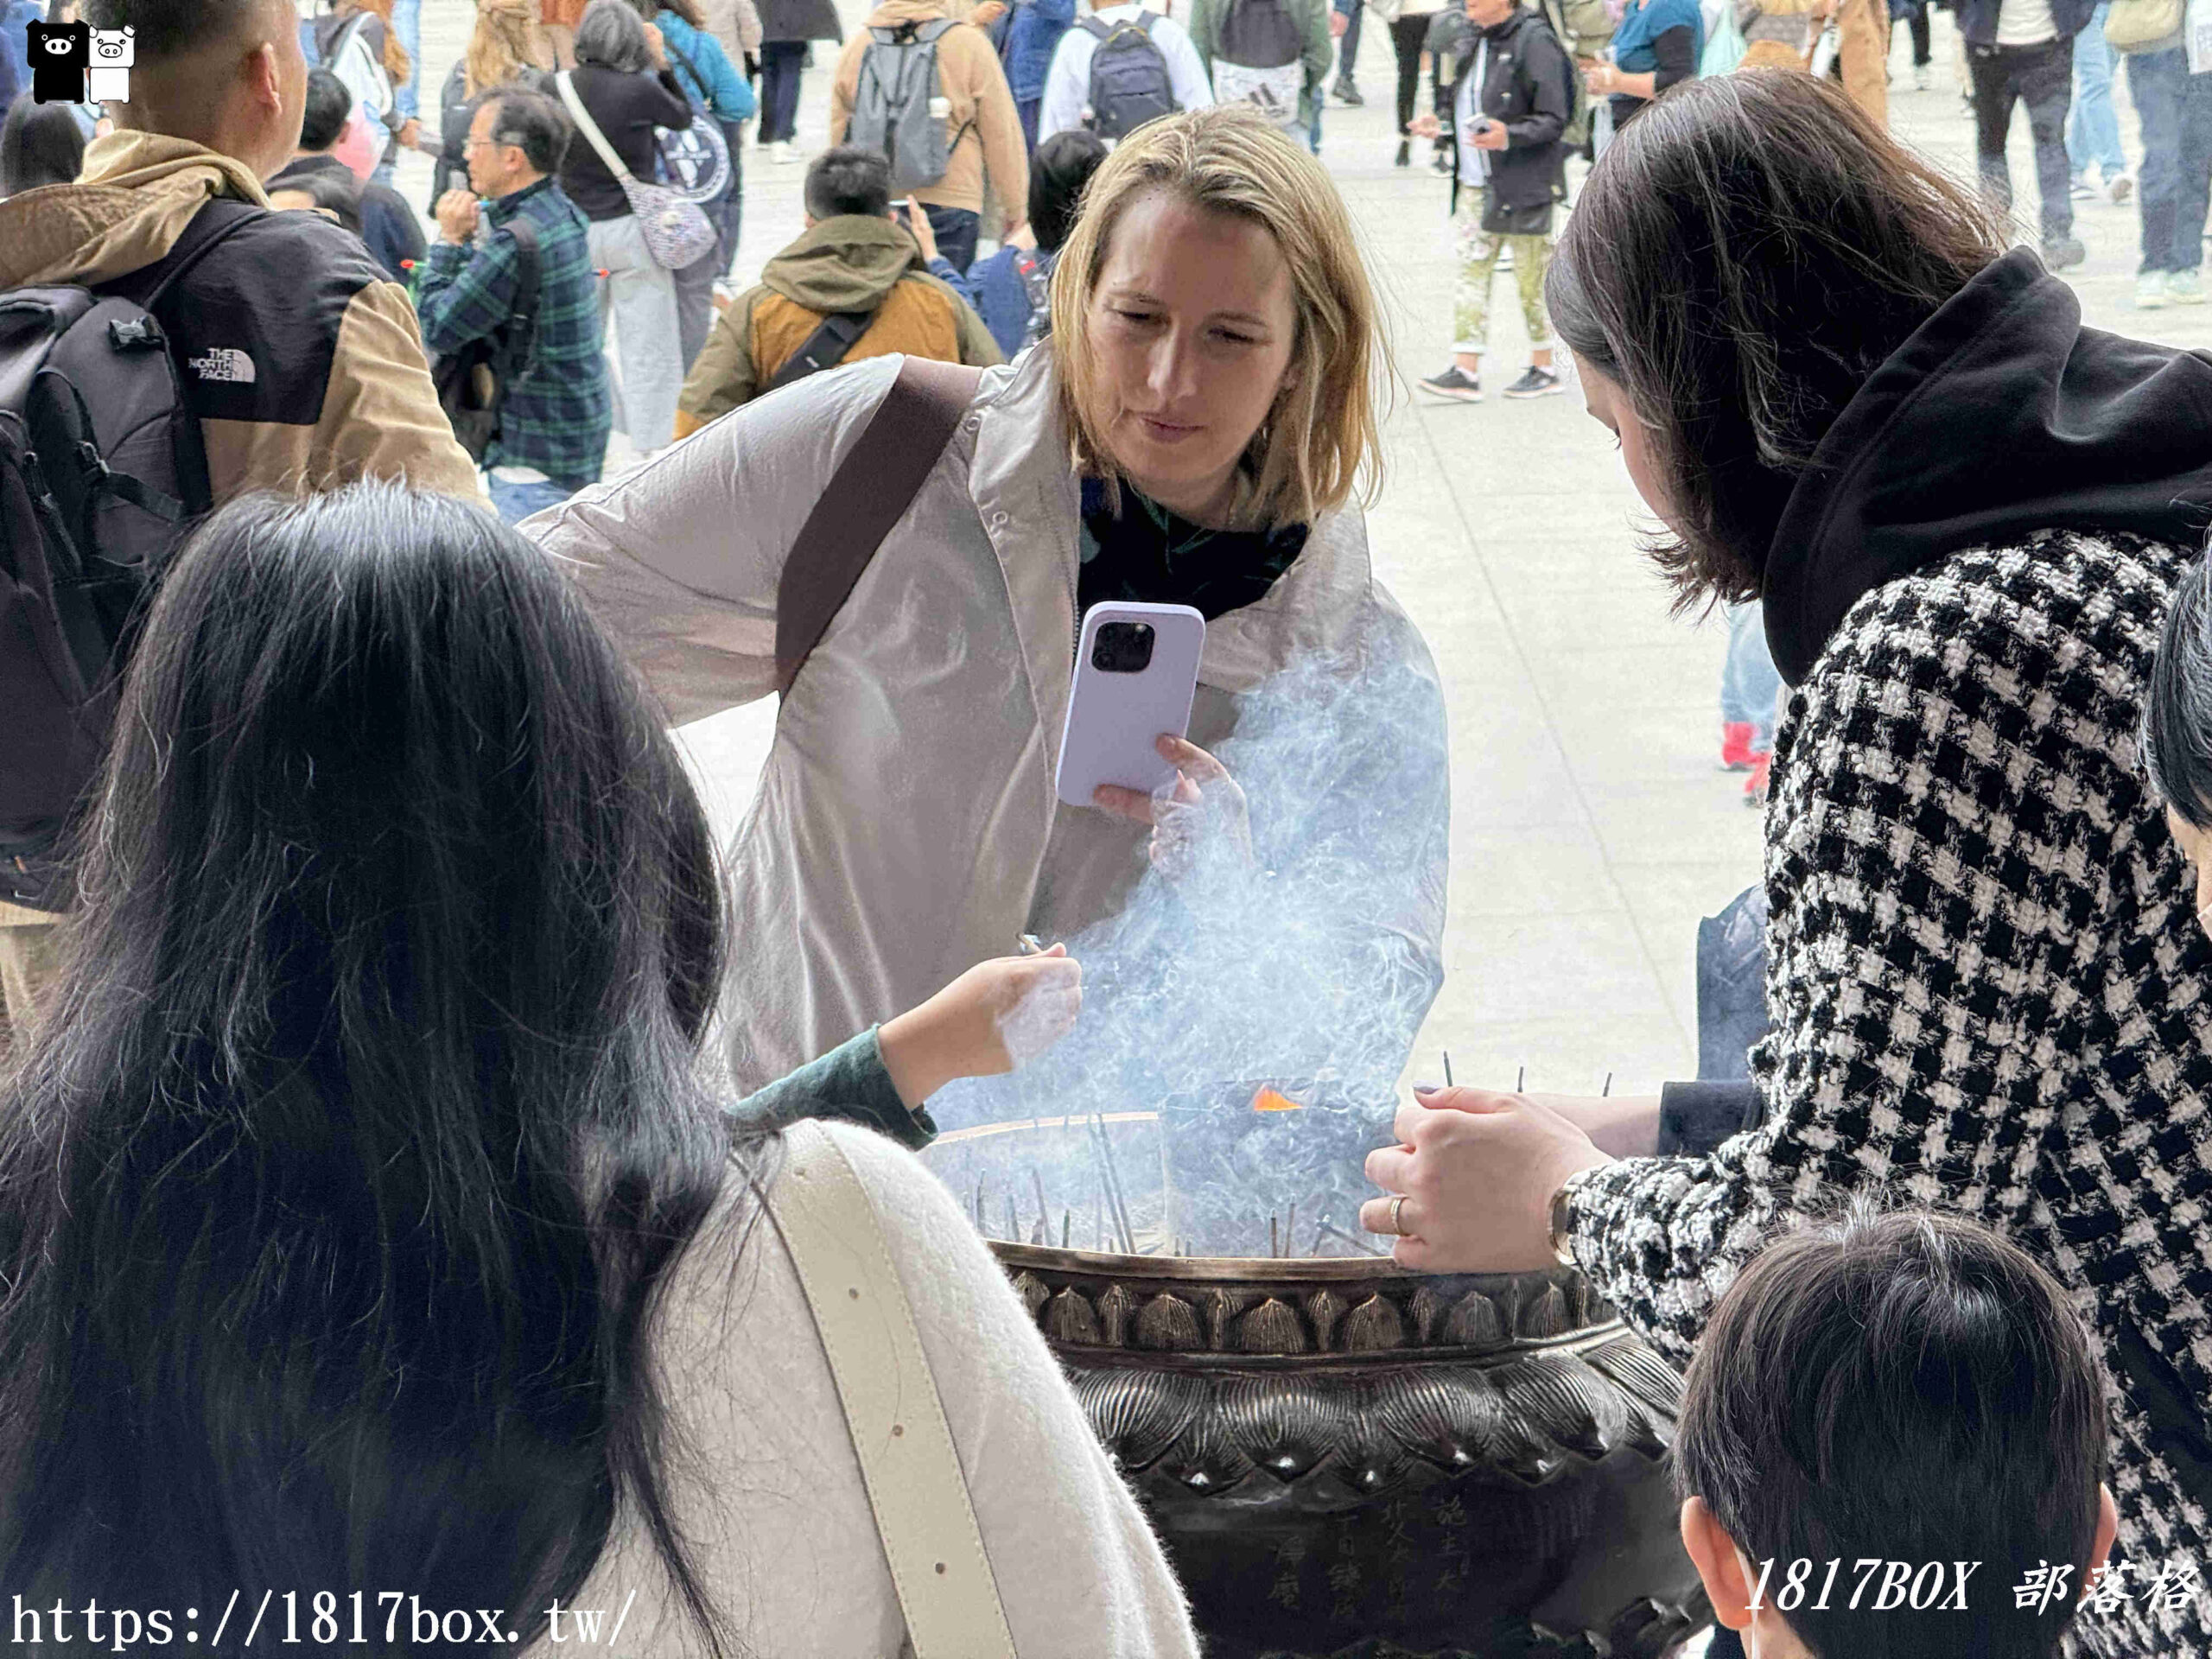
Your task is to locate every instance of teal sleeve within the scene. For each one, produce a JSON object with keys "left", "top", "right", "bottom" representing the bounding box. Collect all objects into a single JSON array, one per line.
[{"left": 725, "top": 1027, "right": 940, "bottom": 1150}]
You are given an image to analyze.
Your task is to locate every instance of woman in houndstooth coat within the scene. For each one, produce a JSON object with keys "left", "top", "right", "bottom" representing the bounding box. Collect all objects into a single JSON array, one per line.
[{"left": 1365, "top": 70, "right": 2212, "bottom": 1655}]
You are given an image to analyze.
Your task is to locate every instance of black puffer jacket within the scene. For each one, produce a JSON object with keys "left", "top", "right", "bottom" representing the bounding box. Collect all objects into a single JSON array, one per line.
[{"left": 1429, "top": 3, "right": 1573, "bottom": 219}]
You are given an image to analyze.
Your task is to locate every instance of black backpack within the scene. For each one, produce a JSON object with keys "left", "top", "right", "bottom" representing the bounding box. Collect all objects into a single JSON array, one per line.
[
  {"left": 1214, "top": 0, "right": 1304, "bottom": 67},
  {"left": 1077, "top": 11, "right": 1179, "bottom": 138},
  {"left": 0, "top": 200, "right": 258, "bottom": 912},
  {"left": 432, "top": 215, "right": 543, "bottom": 465}
]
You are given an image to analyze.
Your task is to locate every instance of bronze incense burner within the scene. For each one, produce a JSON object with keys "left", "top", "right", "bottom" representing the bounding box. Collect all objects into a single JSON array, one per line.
[{"left": 984, "top": 1241, "right": 1708, "bottom": 1658}]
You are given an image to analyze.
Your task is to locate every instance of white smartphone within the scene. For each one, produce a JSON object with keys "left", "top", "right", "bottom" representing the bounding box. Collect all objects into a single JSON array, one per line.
[{"left": 1054, "top": 602, "right": 1206, "bottom": 810}]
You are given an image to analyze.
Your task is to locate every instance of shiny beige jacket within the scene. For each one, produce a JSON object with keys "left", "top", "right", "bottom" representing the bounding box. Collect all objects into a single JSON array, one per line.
[{"left": 530, "top": 348, "right": 1446, "bottom": 1090}]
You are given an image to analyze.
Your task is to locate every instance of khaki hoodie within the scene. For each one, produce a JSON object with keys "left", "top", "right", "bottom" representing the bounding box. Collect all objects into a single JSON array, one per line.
[
  {"left": 829, "top": 0, "right": 1029, "bottom": 217},
  {"left": 0, "top": 130, "right": 481, "bottom": 509},
  {"left": 676, "top": 213, "right": 1001, "bottom": 431}
]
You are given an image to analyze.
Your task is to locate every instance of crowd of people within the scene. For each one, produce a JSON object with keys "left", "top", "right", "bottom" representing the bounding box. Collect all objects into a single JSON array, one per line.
[{"left": 1, "top": 0, "right": 2211, "bottom": 1656}]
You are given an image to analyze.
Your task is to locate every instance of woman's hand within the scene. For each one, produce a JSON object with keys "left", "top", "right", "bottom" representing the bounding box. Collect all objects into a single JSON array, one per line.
[
  {"left": 397, "top": 115, "right": 423, "bottom": 151},
  {"left": 645, "top": 20, "right": 669, "bottom": 67},
  {"left": 877, "top": 945, "right": 1084, "bottom": 1109},
  {"left": 1091, "top": 735, "right": 1254, "bottom": 880},
  {"left": 1581, "top": 61, "right": 1615, "bottom": 93},
  {"left": 1408, "top": 111, "right": 1442, "bottom": 139},
  {"left": 1358, "top": 1088, "right": 1613, "bottom": 1271}
]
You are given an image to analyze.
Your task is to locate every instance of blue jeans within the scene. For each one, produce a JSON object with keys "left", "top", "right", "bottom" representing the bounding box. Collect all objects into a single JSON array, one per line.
[
  {"left": 1018, "top": 94, "right": 1041, "bottom": 153},
  {"left": 391, "top": 0, "right": 422, "bottom": 120},
  {"left": 1721, "top": 601, "right": 1782, "bottom": 749},
  {"left": 2068, "top": 3, "right": 2126, "bottom": 181},
  {"left": 2128, "top": 47, "right": 2212, "bottom": 274},
  {"left": 760, "top": 40, "right": 806, "bottom": 143},
  {"left": 487, "top": 475, "right": 580, "bottom": 525},
  {"left": 1337, "top": 0, "right": 1362, "bottom": 79}
]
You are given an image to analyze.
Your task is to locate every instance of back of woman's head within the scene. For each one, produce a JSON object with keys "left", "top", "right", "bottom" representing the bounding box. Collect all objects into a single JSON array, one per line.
[
  {"left": 467, "top": 0, "right": 548, "bottom": 95},
  {"left": 576, "top": 0, "right": 652, "bottom": 72},
  {"left": 1546, "top": 70, "right": 2002, "bottom": 610},
  {"left": 1049, "top": 103, "right": 1383, "bottom": 525},
  {"left": 1, "top": 92, "right": 88, "bottom": 196},
  {"left": 1028, "top": 128, "right": 1108, "bottom": 254},
  {"left": 0, "top": 484, "right": 736, "bottom": 1650}
]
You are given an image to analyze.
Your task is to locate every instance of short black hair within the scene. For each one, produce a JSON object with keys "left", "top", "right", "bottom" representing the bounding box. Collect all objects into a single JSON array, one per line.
[
  {"left": 804, "top": 144, "right": 893, "bottom": 220},
  {"left": 1674, "top": 1198, "right": 2108, "bottom": 1659},
  {"left": 82, "top": 0, "right": 267, "bottom": 61},
  {"left": 1027, "top": 128, "right": 1107, "bottom": 254},
  {"left": 1, "top": 91, "right": 87, "bottom": 195},
  {"left": 298, "top": 67, "right": 353, "bottom": 151},
  {"left": 478, "top": 86, "right": 571, "bottom": 175}
]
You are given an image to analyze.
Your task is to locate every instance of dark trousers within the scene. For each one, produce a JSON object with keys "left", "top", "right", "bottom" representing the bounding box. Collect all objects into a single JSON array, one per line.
[
  {"left": 925, "top": 202, "right": 980, "bottom": 273},
  {"left": 1891, "top": 2, "right": 1929, "bottom": 64},
  {"left": 1969, "top": 36, "right": 2075, "bottom": 244},
  {"left": 760, "top": 40, "right": 806, "bottom": 143},
  {"left": 2128, "top": 45, "right": 2212, "bottom": 274},
  {"left": 1390, "top": 12, "right": 1431, "bottom": 134},
  {"left": 1018, "top": 93, "right": 1042, "bottom": 151},
  {"left": 1336, "top": 1, "right": 1363, "bottom": 79}
]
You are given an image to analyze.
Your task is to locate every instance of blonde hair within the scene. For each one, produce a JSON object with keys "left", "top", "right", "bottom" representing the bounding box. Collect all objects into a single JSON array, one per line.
[
  {"left": 340, "top": 0, "right": 412, "bottom": 87},
  {"left": 467, "top": 0, "right": 552, "bottom": 96},
  {"left": 1047, "top": 104, "right": 1383, "bottom": 528}
]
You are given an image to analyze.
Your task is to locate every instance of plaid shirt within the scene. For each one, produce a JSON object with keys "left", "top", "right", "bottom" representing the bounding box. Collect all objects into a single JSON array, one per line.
[{"left": 416, "top": 176, "right": 611, "bottom": 489}]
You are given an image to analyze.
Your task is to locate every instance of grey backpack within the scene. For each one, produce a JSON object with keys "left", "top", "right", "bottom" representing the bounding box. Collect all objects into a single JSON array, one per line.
[{"left": 848, "top": 17, "right": 970, "bottom": 191}]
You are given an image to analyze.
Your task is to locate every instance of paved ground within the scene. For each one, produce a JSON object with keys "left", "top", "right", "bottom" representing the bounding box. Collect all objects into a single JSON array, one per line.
[{"left": 400, "top": 1, "right": 2212, "bottom": 1099}]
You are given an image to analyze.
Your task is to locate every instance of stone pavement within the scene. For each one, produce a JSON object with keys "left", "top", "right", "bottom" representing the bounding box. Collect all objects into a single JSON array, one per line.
[{"left": 398, "top": 2, "right": 2212, "bottom": 1099}]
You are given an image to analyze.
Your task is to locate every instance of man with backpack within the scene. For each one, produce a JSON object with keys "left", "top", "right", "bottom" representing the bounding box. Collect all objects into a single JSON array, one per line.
[
  {"left": 0, "top": 0, "right": 480, "bottom": 1048},
  {"left": 671, "top": 144, "right": 1000, "bottom": 429},
  {"left": 416, "top": 88, "right": 611, "bottom": 524},
  {"left": 1036, "top": 0, "right": 1211, "bottom": 143},
  {"left": 1188, "top": 0, "right": 1329, "bottom": 143},
  {"left": 829, "top": 0, "right": 1029, "bottom": 272}
]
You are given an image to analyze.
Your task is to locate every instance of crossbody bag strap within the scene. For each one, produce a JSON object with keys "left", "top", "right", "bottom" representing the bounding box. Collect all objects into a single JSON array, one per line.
[
  {"left": 555, "top": 70, "right": 639, "bottom": 184},
  {"left": 761, "top": 306, "right": 880, "bottom": 393},
  {"left": 768, "top": 1121, "right": 1018, "bottom": 1659},
  {"left": 772, "top": 355, "right": 982, "bottom": 695}
]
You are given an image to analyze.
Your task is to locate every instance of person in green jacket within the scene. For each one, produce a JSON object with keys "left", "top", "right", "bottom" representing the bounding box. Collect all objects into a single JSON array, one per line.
[{"left": 1187, "top": 0, "right": 1333, "bottom": 146}]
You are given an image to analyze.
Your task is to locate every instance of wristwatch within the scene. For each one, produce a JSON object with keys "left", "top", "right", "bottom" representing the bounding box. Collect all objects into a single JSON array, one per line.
[{"left": 1548, "top": 1166, "right": 1599, "bottom": 1271}]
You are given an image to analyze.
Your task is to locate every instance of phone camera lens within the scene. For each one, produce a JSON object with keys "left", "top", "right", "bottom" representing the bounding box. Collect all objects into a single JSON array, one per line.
[{"left": 1091, "top": 621, "right": 1155, "bottom": 673}]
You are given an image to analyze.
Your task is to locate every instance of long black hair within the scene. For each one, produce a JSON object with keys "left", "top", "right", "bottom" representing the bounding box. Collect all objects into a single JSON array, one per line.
[
  {"left": 1545, "top": 70, "right": 2004, "bottom": 613},
  {"left": 0, "top": 484, "right": 742, "bottom": 1654}
]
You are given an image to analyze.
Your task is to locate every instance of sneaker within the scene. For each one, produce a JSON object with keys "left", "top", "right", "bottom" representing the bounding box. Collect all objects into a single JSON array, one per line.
[
  {"left": 2169, "top": 268, "right": 2206, "bottom": 304},
  {"left": 2138, "top": 270, "right": 2169, "bottom": 309},
  {"left": 1332, "top": 76, "right": 1363, "bottom": 105},
  {"left": 1432, "top": 144, "right": 1452, "bottom": 174},
  {"left": 1719, "top": 721, "right": 1757, "bottom": 772},
  {"left": 772, "top": 139, "right": 802, "bottom": 164},
  {"left": 2106, "top": 171, "right": 2134, "bottom": 204},
  {"left": 1395, "top": 137, "right": 1411, "bottom": 167},
  {"left": 1745, "top": 752, "right": 1772, "bottom": 809},
  {"left": 1913, "top": 63, "right": 1930, "bottom": 89},
  {"left": 2042, "top": 234, "right": 2087, "bottom": 272},
  {"left": 1502, "top": 365, "right": 1564, "bottom": 399},
  {"left": 2070, "top": 176, "right": 2095, "bottom": 200},
  {"left": 1417, "top": 364, "right": 1483, "bottom": 403}
]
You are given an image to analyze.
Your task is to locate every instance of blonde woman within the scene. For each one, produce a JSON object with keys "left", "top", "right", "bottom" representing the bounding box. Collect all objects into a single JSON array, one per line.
[
  {"left": 528, "top": 103, "right": 1449, "bottom": 1093},
  {"left": 315, "top": 0, "right": 416, "bottom": 180},
  {"left": 429, "top": 0, "right": 558, "bottom": 200}
]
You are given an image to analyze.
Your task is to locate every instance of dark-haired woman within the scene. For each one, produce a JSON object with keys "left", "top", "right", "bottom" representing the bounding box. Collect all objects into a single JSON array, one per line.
[
  {"left": 1579, "top": 0, "right": 1699, "bottom": 128},
  {"left": 1362, "top": 71, "right": 2212, "bottom": 1654},
  {"left": 0, "top": 482, "right": 1199, "bottom": 1656}
]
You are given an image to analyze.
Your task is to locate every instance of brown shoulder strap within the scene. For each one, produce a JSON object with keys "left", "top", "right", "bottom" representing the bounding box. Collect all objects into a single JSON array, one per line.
[{"left": 774, "top": 356, "right": 984, "bottom": 696}]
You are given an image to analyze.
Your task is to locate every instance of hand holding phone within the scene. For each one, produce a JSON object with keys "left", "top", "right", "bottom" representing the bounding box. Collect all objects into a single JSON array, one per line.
[{"left": 1054, "top": 602, "right": 1205, "bottom": 808}]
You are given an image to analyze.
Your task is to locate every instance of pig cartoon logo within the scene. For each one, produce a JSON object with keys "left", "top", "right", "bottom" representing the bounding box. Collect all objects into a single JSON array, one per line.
[
  {"left": 88, "top": 26, "right": 134, "bottom": 103},
  {"left": 26, "top": 18, "right": 90, "bottom": 104}
]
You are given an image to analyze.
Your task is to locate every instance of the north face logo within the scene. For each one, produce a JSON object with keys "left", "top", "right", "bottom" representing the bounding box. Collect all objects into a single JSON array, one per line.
[{"left": 187, "top": 347, "right": 256, "bottom": 384}]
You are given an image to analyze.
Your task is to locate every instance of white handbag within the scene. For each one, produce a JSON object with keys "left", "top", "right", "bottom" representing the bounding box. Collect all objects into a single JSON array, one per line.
[
  {"left": 555, "top": 70, "right": 719, "bottom": 270},
  {"left": 767, "top": 1122, "right": 1018, "bottom": 1659}
]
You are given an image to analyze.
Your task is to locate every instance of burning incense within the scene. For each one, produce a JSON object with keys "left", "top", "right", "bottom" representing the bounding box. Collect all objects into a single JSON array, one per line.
[{"left": 1316, "top": 1218, "right": 1384, "bottom": 1256}]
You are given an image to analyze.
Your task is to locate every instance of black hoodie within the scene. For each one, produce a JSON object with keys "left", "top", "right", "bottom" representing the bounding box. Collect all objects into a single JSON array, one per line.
[{"left": 1762, "top": 248, "right": 2212, "bottom": 687}]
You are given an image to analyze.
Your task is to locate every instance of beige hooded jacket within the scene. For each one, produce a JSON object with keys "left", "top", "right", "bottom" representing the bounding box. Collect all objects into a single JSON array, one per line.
[
  {"left": 0, "top": 130, "right": 481, "bottom": 508},
  {"left": 529, "top": 347, "right": 1448, "bottom": 1090}
]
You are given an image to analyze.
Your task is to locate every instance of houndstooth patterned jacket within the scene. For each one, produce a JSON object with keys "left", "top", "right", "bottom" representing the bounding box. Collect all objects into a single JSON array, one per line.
[{"left": 1562, "top": 531, "right": 2212, "bottom": 1656}]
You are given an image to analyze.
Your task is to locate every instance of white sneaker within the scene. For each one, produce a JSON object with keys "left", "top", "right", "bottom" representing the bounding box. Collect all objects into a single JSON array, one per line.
[
  {"left": 2137, "top": 270, "right": 2168, "bottom": 309},
  {"left": 772, "top": 139, "right": 802, "bottom": 164},
  {"left": 2106, "top": 171, "right": 2134, "bottom": 204},
  {"left": 2168, "top": 268, "right": 2206, "bottom": 304},
  {"left": 1913, "top": 64, "right": 1930, "bottom": 90}
]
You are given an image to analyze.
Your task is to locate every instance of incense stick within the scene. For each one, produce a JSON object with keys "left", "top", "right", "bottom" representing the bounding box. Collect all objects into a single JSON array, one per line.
[{"left": 1316, "top": 1218, "right": 1385, "bottom": 1256}]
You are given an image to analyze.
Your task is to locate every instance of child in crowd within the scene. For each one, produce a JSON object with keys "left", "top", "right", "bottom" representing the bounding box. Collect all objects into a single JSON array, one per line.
[{"left": 1674, "top": 1201, "right": 2120, "bottom": 1659}]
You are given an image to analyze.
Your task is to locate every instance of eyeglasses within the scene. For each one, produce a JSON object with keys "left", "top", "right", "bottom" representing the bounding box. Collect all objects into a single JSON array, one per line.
[{"left": 462, "top": 136, "right": 516, "bottom": 153}]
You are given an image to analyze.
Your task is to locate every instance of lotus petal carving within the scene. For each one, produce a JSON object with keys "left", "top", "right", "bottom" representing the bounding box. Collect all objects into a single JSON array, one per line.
[
  {"left": 1493, "top": 1352, "right": 1620, "bottom": 1462},
  {"left": 1097, "top": 1281, "right": 1137, "bottom": 1347},
  {"left": 1045, "top": 1286, "right": 1101, "bottom": 1344},
  {"left": 1369, "top": 1368, "right": 1502, "bottom": 1473},
  {"left": 1236, "top": 1296, "right": 1309, "bottom": 1355},
  {"left": 1341, "top": 1294, "right": 1405, "bottom": 1351},
  {"left": 1012, "top": 1270, "right": 1049, "bottom": 1321},
  {"left": 1135, "top": 1292, "right": 1204, "bottom": 1351},
  {"left": 1443, "top": 1289, "right": 1503, "bottom": 1346},
  {"left": 1073, "top": 1367, "right": 1205, "bottom": 1471},
  {"left": 1217, "top": 1373, "right": 1349, "bottom": 1483},
  {"left": 1306, "top": 1287, "right": 1346, "bottom": 1351}
]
